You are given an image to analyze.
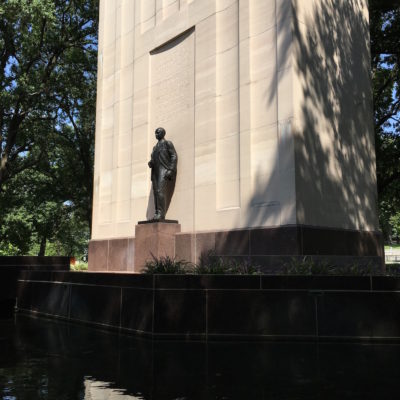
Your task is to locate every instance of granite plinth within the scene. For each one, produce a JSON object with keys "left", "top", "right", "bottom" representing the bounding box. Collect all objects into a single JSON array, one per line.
[
  {"left": 88, "top": 225, "right": 383, "bottom": 272},
  {"left": 134, "top": 221, "right": 181, "bottom": 272}
]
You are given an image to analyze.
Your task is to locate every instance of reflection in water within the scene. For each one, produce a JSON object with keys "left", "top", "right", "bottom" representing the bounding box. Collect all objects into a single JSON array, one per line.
[
  {"left": 1, "top": 315, "right": 400, "bottom": 399},
  {"left": 84, "top": 378, "right": 142, "bottom": 399}
]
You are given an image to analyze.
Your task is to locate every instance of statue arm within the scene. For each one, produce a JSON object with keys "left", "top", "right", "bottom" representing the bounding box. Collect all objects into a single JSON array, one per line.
[
  {"left": 166, "top": 141, "right": 177, "bottom": 172},
  {"left": 148, "top": 147, "right": 155, "bottom": 168}
]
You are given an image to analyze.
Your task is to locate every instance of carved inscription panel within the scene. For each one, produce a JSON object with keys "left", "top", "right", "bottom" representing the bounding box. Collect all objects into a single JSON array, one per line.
[{"left": 150, "top": 29, "right": 194, "bottom": 127}]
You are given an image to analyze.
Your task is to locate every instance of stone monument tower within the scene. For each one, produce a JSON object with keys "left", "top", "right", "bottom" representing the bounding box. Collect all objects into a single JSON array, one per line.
[{"left": 89, "top": 0, "right": 383, "bottom": 271}]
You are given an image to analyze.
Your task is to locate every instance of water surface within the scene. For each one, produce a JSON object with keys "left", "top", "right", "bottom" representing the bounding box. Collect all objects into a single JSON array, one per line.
[{"left": 1, "top": 315, "right": 400, "bottom": 399}]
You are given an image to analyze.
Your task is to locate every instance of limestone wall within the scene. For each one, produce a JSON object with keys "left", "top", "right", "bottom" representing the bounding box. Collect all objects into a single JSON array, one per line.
[
  {"left": 92, "top": 0, "right": 378, "bottom": 240},
  {"left": 291, "top": 0, "right": 379, "bottom": 230}
]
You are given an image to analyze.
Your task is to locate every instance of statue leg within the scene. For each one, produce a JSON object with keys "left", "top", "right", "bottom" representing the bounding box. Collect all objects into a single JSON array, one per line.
[
  {"left": 152, "top": 181, "right": 159, "bottom": 217},
  {"left": 154, "top": 175, "right": 167, "bottom": 220}
]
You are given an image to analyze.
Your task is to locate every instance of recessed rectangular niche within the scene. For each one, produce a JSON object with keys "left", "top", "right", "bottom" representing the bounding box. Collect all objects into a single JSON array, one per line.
[{"left": 149, "top": 27, "right": 195, "bottom": 230}]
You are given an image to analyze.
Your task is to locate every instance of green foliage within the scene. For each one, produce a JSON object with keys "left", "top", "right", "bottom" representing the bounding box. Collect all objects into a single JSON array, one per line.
[
  {"left": 370, "top": 1, "right": 400, "bottom": 242},
  {"left": 70, "top": 261, "right": 88, "bottom": 271},
  {"left": 142, "top": 253, "right": 260, "bottom": 275},
  {"left": 0, "top": 205, "right": 33, "bottom": 254},
  {"left": 0, "top": 164, "right": 91, "bottom": 258},
  {"left": 0, "top": 0, "right": 98, "bottom": 189},
  {"left": 283, "top": 257, "right": 332, "bottom": 276},
  {"left": 385, "top": 263, "right": 400, "bottom": 276},
  {"left": 142, "top": 256, "right": 191, "bottom": 274},
  {"left": 195, "top": 252, "right": 231, "bottom": 274},
  {"left": 0, "top": 242, "right": 21, "bottom": 256},
  {"left": 385, "top": 244, "right": 400, "bottom": 251},
  {"left": 282, "top": 256, "right": 384, "bottom": 276},
  {"left": 0, "top": 0, "right": 97, "bottom": 259},
  {"left": 389, "top": 213, "right": 400, "bottom": 242},
  {"left": 195, "top": 252, "right": 260, "bottom": 275},
  {"left": 140, "top": 255, "right": 398, "bottom": 276}
]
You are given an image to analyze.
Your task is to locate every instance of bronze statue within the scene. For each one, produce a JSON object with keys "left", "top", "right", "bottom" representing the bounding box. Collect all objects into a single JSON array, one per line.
[{"left": 148, "top": 127, "right": 178, "bottom": 221}]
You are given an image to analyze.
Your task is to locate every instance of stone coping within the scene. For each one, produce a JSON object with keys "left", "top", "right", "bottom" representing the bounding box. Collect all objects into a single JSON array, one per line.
[
  {"left": 0, "top": 256, "right": 70, "bottom": 268},
  {"left": 0, "top": 259, "right": 70, "bottom": 317},
  {"left": 17, "top": 271, "right": 400, "bottom": 291}
]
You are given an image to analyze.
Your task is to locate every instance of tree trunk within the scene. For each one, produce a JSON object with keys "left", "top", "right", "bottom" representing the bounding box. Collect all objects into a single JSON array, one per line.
[{"left": 38, "top": 236, "right": 46, "bottom": 256}]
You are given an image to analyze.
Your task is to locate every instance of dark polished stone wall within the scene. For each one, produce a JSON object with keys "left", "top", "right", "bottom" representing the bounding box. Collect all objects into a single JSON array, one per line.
[
  {"left": 0, "top": 256, "right": 70, "bottom": 268},
  {"left": 17, "top": 271, "right": 400, "bottom": 341},
  {"left": 0, "top": 256, "right": 70, "bottom": 317},
  {"left": 89, "top": 225, "right": 384, "bottom": 272},
  {"left": 177, "top": 225, "right": 384, "bottom": 259}
]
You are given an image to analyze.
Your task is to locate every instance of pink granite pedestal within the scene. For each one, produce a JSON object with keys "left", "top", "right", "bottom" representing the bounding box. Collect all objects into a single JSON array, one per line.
[{"left": 134, "top": 221, "right": 181, "bottom": 272}]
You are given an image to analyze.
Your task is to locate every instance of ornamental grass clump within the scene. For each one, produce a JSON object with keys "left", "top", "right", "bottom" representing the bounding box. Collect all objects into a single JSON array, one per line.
[
  {"left": 385, "top": 263, "right": 400, "bottom": 276},
  {"left": 141, "top": 255, "right": 192, "bottom": 274},
  {"left": 282, "top": 257, "right": 331, "bottom": 275},
  {"left": 282, "top": 256, "right": 385, "bottom": 276},
  {"left": 141, "top": 252, "right": 261, "bottom": 274},
  {"left": 194, "top": 251, "right": 260, "bottom": 275}
]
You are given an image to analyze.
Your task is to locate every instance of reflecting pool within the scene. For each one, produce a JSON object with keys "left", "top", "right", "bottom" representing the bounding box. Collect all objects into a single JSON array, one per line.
[{"left": 1, "top": 315, "right": 400, "bottom": 399}]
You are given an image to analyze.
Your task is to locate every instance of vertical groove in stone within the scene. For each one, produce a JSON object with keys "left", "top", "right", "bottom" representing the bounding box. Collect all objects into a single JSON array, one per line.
[
  {"left": 248, "top": 0, "right": 280, "bottom": 216},
  {"left": 98, "top": 0, "right": 118, "bottom": 225},
  {"left": 314, "top": 296, "right": 319, "bottom": 338},
  {"left": 162, "top": 0, "right": 180, "bottom": 20},
  {"left": 119, "top": 288, "right": 123, "bottom": 328},
  {"left": 216, "top": 0, "right": 240, "bottom": 210},
  {"left": 141, "top": 0, "right": 156, "bottom": 33},
  {"left": 67, "top": 284, "right": 72, "bottom": 319},
  {"left": 116, "top": 1, "right": 133, "bottom": 223}
]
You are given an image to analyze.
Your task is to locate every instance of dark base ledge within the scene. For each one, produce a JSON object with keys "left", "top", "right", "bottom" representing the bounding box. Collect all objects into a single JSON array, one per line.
[
  {"left": 210, "top": 225, "right": 384, "bottom": 258},
  {"left": 88, "top": 225, "right": 384, "bottom": 272},
  {"left": 176, "top": 225, "right": 384, "bottom": 267}
]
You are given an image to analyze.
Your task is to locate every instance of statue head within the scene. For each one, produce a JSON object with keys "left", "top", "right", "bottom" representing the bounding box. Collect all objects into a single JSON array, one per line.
[{"left": 155, "top": 127, "right": 166, "bottom": 140}]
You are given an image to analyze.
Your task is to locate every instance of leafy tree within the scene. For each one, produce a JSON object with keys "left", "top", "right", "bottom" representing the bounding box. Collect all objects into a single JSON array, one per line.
[
  {"left": 0, "top": 0, "right": 97, "bottom": 191},
  {"left": 0, "top": 0, "right": 97, "bottom": 257},
  {"left": 0, "top": 167, "right": 90, "bottom": 257},
  {"left": 370, "top": 0, "right": 400, "bottom": 242}
]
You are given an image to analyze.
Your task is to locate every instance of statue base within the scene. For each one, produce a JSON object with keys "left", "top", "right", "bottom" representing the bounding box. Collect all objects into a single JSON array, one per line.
[
  {"left": 134, "top": 221, "right": 181, "bottom": 272},
  {"left": 138, "top": 219, "right": 178, "bottom": 224}
]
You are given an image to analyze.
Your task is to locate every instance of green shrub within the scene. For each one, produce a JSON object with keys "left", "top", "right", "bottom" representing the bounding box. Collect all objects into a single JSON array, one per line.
[
  {"left": 194, "top": 251, "right": 260, "bottom": 275},
  {"left": 71, "top": 262, "right": 88, "bottom": 271},
  {"left": 282, "top": 256, "right": 384, "bottom": 276},
  {"left": 140, "top": 254, "right": 396, "bottom": 276},
  {"left": 142, "top": 255, "right": 192, "bottom": 274},
  {"left": 283, "top": 257, "right": 332, "bottom": 275},
  {"left": 195, "top": 252, "right": 230, "bottom": 274},
  {"left": 141, "top": 252, "right": 260, "bottom": 275},
  {"left": 385, "top": 263, "right": 400, "bottom": 276}
]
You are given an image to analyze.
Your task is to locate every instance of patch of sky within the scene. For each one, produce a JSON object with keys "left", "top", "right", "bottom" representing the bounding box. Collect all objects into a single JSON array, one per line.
[{"left": 378, "top": 54, "right": 399, "bottom": 136}]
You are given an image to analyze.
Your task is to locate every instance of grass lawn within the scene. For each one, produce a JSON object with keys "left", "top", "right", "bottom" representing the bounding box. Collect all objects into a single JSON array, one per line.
[
  {"left": 385, "top": 244, "right": 400, "bottom": 251},
  {"left": 385, "top": 244, "right": 400, "bottom": 265}
]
